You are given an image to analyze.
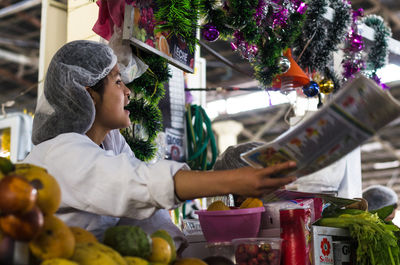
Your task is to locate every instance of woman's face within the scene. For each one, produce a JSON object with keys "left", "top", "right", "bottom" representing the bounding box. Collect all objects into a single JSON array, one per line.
[{"left": 94, "top": 65, "right": 131, "bottom": 130}]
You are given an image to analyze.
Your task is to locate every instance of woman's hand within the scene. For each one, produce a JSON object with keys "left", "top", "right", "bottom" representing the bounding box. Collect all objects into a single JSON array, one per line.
[
  {"left": 227, "top": 161, "right": 297, "bottom": 197},
  {"left": 174, "top": 161, "right": 297, "bottom": 200}
]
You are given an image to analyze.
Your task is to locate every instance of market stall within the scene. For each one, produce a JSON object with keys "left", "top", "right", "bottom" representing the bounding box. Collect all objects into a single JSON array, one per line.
[{"left": 2, "top": 0, "right": 400, "bottom": 264}]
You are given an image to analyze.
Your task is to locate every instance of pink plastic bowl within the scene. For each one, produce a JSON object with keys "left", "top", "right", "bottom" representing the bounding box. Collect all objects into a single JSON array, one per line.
[{"left": 195, "top": 207, "right": 265, "bottom": 243}]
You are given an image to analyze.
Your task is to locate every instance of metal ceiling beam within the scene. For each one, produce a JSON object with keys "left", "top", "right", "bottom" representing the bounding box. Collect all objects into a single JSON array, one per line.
[
  {"left": 0, "top": 37, "right": 39, "bottom": 49},
  {"left": 0, "top": 0, "right": 41, "bottom": 19},
  {"left": 0, "top": 48, "right": 37, "bottom": 67},
  {"left": 0, "top": 68, "right": 34, "bottom": 88}
]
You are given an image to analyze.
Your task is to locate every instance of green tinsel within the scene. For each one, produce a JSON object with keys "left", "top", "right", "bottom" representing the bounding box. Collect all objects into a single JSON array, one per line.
[
  {"left": 201, "top": 0, "right": 260, "bottom": 44},
  {"left": 254, "top": 12, "right": 306, "bottom": 86},
  {"left": 154, "top": 0, "right": 202, "bottom": 53},
  {"left": 362, "top": 14, "right": 392, "bottom": 75},
  {"left": 317, "top": 0, "right": 352, "bottom": 72},
  {"left": 294, "top": 0, "right": 328, "bottom": 70},
  {"left": 127, "top": 49, "right": 170, "bottom": 104},
  {"left": 122, "top": 98, "right": 164, "bottom": 161},
  {"left": 122, "top": 48, "right": 170, "bottom": 161}
]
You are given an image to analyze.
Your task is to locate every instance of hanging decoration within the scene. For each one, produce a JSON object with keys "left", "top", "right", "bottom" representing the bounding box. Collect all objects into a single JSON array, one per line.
[
  {"left": 201, "top": 0, "right": 307, "bottom": 87},
  {"left": 342, "top": 8, "right": 365, "bottom": 81},
  {"left": 294, "top": 0, "right": 351, "bottom": 73},
  {"left": 302, "top": 81, "right": 320, "bottom": 97},
  {"left": 153, "top": 0, "right": 203, "bottom": 53},
  {"left": 201, "top": 23, "right": 220, "bottom": 42},
  {"left": 121, "top": 48, "right": 171, "bottom": 161},
  {"left": 362, "top": 14, "right": 392, "bottom": 89},
  {"left": 342, "top": 10, "right": 391, "bottom": 90}
]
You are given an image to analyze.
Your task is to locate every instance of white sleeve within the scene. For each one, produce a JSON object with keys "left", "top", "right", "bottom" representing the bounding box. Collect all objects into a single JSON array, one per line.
[{"left": 41, "top": 134, "right": 188, "bottom": 220}]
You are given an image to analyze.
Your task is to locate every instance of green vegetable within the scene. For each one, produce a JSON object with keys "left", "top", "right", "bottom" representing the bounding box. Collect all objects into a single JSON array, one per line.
[
  {"left": 317, "top": 212, "right": 400, "bottom": 265},
  {"left": 322, "top": 208, "right": 366, "bottom": 218},
  {"left": 103, "top": 226, "right": 152, "bottom": 258},
  {"left": 370, "top": 205, "right": 395, "bottom": 221}
]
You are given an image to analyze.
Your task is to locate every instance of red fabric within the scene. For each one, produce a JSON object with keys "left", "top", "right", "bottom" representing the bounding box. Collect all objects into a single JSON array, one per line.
[{"left": 92, "top": 0, "right": 125, "bottom": 40}]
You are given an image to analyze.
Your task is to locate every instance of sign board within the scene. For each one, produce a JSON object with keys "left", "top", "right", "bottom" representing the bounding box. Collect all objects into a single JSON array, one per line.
[{"left": 122, "top": 3, "right": 195, "bottom": 73}]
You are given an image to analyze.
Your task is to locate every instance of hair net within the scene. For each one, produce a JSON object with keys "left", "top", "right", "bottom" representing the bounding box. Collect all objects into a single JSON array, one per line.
[
  {"left": 213, "top": 142, "right": 265, "bottom": 170},
  {"left": 362, "top": 185, "right": 398, "bottom": 211},
  {"left": 32, "top": 40, "right": 117, "bottom": 145}
]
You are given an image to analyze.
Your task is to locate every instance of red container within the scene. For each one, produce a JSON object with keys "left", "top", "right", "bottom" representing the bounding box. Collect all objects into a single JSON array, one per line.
[{"left": 280, "top": 208, "right": 311, "bottom": 265}]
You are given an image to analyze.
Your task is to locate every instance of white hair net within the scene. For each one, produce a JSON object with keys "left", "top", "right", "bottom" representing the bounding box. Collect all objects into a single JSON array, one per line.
[
  {"left": 32, "top": 40, "right": 117, "bottom": 145},
  {"left": 362, "top": 185, "right": 398, "bottom": 211}
]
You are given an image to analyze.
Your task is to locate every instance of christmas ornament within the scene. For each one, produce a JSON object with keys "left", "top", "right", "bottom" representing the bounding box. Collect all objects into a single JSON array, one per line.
[
  {"left": 302, "top": 81, "right": 319, "bottom": 97},
  {"left": 201, "top": 23, "right": 220, "bottom": 42},
  {"left": 319, "top": 79, "right": 334, "bottom": 94},
  {"left": 277, "top": 56, "right": 291, "bottom": 74},
  {"left": 342, "top": 8, "right": 365, "bottom": 81}
]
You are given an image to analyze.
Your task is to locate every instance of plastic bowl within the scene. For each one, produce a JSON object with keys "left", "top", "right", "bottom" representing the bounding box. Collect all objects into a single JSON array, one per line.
[
  {"left": 195, "top": 207, "right": 265, "bottom": 243},
  {"left": 232, "top": 237, "right": 283, "bottom": 265}
]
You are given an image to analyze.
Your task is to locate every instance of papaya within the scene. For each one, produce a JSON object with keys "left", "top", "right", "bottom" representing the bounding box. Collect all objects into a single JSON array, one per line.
[
  {"left": 29, "top": 215, "right": 75, "bottom": 260},
  {"left": 69, "top": 226, "right": 98, "bottom": 243},
  {"left": 124, "top": 256, "right": 150, "bottom": 265},
  {"left": 239, "top": 198, "right": 263, "bottom": 209},
  {"left": 70, "top": 242, "right": 126, "bottom": 265},
  {"left": 103, "top": 226, "right": 152, "bottom": 259},
  {"left": 13, "top": 164, "right": 61, "bottom": 215},
  {"left": 40, "top": 258, "right": 79, "bottom": 265},
  {"left": 151, "top": 229, "right": 176, "bottom": 263}
]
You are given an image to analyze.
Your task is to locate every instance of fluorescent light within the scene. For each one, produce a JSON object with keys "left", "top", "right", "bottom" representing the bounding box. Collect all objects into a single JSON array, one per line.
[
  {"left": 377, "top": 64, "right": 400, "bottom": 83},
  {"left": 361, "top": 142, "right": 383, "bottom": 152},
  {"left": 373, "top": 160, "right": 400, "bottom": 170}
]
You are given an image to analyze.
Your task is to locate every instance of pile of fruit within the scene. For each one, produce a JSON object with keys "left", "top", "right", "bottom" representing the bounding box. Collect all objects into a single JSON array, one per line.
[
  {"left": 0, "top": 158, "right": 208, "bottom": 265},
  {"left": 207, "top": 198, "right": 263, "bottom": 211},
  {"left": 234, "top": 242, "right": 280, "bottom": 265}
]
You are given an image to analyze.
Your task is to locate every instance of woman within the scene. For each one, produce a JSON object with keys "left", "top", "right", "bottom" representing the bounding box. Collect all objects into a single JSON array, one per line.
[{"left": 24, "top": 40, "right": 297, "bottom": 245}]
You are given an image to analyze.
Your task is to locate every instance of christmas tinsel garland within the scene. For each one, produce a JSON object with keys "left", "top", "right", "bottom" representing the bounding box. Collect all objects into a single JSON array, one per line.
[
  {"left": 294, "top": 0, "right": 352, "bottom": 91},
  {"left": 362, "top": 15, "right": 392, "bottom": 76},
  {"left": 201, "top": 0, "right": 306, "bottom": 87},
  {"left": 255, "top": 12, "right": 306, "bottom": 86},
  {"left": 202, "top": 0, "right": 260, "bottom": 44},
  {"left": 154, "top": 0, "right": 202, "bottom": 53},
  {"left": 121, "top": 48, "right": 171, "bottom": 161}
]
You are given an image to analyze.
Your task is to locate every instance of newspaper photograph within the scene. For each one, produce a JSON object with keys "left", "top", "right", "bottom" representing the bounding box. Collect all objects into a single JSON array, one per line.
[{"left": 241, "top": 75, "right": 400, "bottom": 177}]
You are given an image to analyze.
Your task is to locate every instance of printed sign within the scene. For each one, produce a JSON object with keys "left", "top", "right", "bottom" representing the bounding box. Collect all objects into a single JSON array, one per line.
[
  {"left": 165, "top": 128, "right": 185, "bottom": 162},
  {"left": 317, "top": 236, "right": 334, "bottom": 265}
]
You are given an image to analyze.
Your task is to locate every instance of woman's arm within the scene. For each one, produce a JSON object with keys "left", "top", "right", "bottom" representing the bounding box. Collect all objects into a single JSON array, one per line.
[{"left": 173, "top": 161, "right": 297, "bottom": 200}]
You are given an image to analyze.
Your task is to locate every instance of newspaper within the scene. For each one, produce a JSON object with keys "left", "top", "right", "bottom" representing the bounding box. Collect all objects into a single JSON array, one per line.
[{"left": 241, "top": 75, "right": 400, "bottom": 177}]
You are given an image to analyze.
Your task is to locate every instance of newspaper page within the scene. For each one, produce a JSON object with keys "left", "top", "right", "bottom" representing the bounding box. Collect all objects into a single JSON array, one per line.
[{"left": 241, "top": 75, "right": 400, "bottom": 177}]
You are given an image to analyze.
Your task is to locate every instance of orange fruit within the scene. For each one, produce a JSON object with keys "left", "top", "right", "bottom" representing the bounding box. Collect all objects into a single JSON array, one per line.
[{"left": 148, "top": 237, "right": 172, "bottom": 264}]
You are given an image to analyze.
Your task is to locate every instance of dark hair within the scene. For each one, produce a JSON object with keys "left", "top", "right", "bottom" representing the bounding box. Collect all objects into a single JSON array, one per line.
[{"left": 89, "top": 76, "right": 107, "bottom": 98}]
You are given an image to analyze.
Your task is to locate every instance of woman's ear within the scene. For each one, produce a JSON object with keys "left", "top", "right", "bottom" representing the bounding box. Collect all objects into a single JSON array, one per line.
[{"left": 85, "top": 87, "right": 98, "bottom": 105}]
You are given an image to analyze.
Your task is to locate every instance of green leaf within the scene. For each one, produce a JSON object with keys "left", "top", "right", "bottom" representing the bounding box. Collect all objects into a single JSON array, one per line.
[{"left": 370, "top": 205, "right": 395, "bottom": 221}]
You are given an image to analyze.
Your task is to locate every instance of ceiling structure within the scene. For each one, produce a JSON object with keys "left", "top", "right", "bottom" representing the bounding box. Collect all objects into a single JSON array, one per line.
[{"left": 2, "top": 0, "right": 400, "bottom": 196}]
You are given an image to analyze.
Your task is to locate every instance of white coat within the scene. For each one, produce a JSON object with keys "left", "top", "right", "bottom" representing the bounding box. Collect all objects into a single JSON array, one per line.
[{"left": 23, "top": 129, "right": 189, "bottom": 248}]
